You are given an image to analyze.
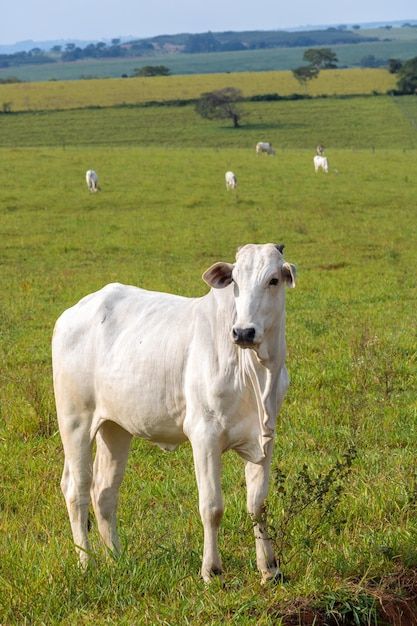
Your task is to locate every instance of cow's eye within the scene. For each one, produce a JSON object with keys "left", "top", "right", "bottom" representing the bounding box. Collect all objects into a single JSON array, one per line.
[{"left": 269, "top": 278, "right": 279, "bottom": 286}]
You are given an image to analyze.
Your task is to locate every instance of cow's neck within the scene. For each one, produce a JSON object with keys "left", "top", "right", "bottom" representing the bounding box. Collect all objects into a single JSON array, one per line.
[{"left": 207, "top": 285, "right": 286, "bottom": 459}]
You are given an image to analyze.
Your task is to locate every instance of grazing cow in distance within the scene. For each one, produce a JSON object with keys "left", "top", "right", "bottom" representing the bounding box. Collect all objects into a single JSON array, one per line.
[
  {"left": 256, "top": 142, "right": 276, "bottom": 156},
  {"left": 52, "top": 243, "right": 296, "bottom": 583},
  {"left": 225, "top": 171, "right": 237, "bottom": 189},
  {"left": 86, "top": 169, "right": 99, "bottom": 192},
  {"left": 313, "top": 155, "right": 329, "bottom": 173}
]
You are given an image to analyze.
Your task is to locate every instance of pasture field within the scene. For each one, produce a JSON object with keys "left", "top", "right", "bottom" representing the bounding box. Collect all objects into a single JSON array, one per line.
[
  {"left": 1, "top": 35, "right": 417, "bottom": 82},
  {"left": 0, "top": 92, "right": 417, "bottom": 625},
  {"left": 1, "top": 96, "right": 417, "bottom": 151},
  {"left": 360, "top": 26, "right": 417, "bottom": 41},
  {"left": 0, "top": 68, "right": 396, "bottom": 113}
]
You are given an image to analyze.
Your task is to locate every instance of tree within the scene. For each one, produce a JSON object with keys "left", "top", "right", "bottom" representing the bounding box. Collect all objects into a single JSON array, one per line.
[
  {"left": 130, "top": 41, "right": 153, "bottom": 53},
  {"left": 133, "top": 65, "right": 171, "bottom": 76},
  {"left": 303, "top": 48, "right": 338, "bottom": 69},
  {"left": 292, "top": 65, "right": 319, "bottom": 87},
  {"left": 184, "top": 32, "right": 221, "bottom": 53},
  {"left": 388, "top": 58, "right": 403, "bottom": 74},
  {"left": 195, "top": 87, "right": 244, "bottom": 128},
  {"left": 84, "top": 43, "right": 98, "bottom": 58},
  {"left": 360, "top": 55, "right": 384, "bottom": 68},
  {"left": 111, "top": 38, "right": 121, "bottom": 46},
  {"left": 396, "top": 56, "right": 417, "bottom": 94}
]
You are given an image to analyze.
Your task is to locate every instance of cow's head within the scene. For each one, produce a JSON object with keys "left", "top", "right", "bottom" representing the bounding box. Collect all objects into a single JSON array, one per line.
[{"left": 203, "top": 243, "right": 296, "bottom": 351}]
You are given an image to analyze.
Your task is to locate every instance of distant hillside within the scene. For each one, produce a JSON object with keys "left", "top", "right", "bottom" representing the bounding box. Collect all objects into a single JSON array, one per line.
[
  {"left": 0, "top": 27, "right": 378, "bottom": 69},
  {"left": 2, "top": 18, "right": 416, "bottom": 54},
  {"left": 0, "top": 25, "right": 416, "bottom": 82},
  {"left": 65, "top": 28, "right": 380, "bottom": 61},
  {"left": 132, "top": 28, "right": 377, "bottom": 53},
  {"left": 0, "top": 37, "right": 136, "bottom": 55}
]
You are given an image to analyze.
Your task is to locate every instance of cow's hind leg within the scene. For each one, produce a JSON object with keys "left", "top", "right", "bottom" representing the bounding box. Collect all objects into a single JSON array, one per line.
[
  {"left": 245, "top": 454, "right": 280, "bottom": 583},
  {"left": 91, "top": 420, "right": 132, "bottom": 555},
  {"left": 60, "top": 418, "right": 94, "bottom": 567}
]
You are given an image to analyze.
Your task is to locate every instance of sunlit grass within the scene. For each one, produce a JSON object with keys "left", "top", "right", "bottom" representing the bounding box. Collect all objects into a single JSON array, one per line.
[
  {"left": 1, "top": 96, "right": 416, "bottom": 151},
  {"left": 0, "top": 92, "right": 417, "bottom": 623},
  {"left": 0, "top": 68, "right": 396, "bottom": 112}
]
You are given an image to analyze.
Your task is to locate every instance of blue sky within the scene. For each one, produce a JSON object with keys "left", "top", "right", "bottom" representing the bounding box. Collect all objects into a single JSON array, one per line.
[{"left": 1, "top": 0, "right": 416, "bottom": 44}]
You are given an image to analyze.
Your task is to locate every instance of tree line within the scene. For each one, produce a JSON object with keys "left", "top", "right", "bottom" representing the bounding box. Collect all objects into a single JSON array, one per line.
[{"left": 0, "top": 39, "right": 153, "bottom": 68}]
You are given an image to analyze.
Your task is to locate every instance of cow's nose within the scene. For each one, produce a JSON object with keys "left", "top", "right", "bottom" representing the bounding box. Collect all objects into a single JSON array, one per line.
[{"left": 232, "top": 326, "right": 256, "bottom": 344}]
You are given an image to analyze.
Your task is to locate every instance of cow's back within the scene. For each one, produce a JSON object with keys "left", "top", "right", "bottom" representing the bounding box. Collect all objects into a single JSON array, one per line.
[{"left": 53, "top": 283, "right": 197, "bottom": 444}]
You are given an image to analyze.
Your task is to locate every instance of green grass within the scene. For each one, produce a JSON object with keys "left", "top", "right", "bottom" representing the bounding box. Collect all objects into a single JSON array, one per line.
[
  {"left": 0, "top": 91, "right": 417, "bottom": 624},
  {"left": 361, "top": 26, "right": 417, "bottom": 41},
  {"left": 1, "top": 96, "right": 417, "bottom": 150}
]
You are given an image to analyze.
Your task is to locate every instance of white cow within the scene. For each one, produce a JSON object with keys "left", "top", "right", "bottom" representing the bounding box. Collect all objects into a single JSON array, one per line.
[
  {"left": 225, "top": 171, "right": 237, "bottom": 189},
  {"left": 313, "top": 155, "right": 329, "bottom": 173},
  {"left": 52, "top": 243, "right": 296, "bottom": 582},
  {"left": 86, "top": 169, "right": 99, "bottom": 192},
  {"left": 256, "top": 142, "right": 275, "bottom": 156}
]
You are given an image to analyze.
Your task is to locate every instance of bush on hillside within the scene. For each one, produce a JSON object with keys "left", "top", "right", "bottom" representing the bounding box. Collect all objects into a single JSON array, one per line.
[
  {"left": 133, "top": 65, "right": 171, "bottom": 77},
  {"left": 396, "top": 56, "right": 417, "bottom": 93}
]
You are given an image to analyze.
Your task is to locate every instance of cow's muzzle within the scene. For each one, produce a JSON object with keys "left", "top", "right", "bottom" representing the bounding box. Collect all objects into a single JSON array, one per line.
[{"left": 232, "top": 326, "right": 256, "bottom": 347}]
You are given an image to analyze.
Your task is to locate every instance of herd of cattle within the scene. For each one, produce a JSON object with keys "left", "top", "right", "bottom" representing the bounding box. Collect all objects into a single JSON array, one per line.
[
  {"left": 224, "top": 143, "right": 329, "bottom": 191},
  {"left": 86, "top": 143, "right": 329, "bottom": 194}
]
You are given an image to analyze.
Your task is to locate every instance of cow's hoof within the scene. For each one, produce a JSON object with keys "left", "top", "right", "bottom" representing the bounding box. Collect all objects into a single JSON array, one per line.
[
  {"left": 202, "top": 566, "right": 224, "bottom": 585},
  {"left": 261, "top": 568, "right": 285, "bottom": 585}
]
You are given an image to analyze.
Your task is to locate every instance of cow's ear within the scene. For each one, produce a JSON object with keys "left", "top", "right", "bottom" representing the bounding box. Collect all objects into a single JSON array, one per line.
[
  {"left": 202, "top": 262, "right": 234, "bottom": 288},
  {"left": 282, "top": 262, "right": 296, "bottom": 288}
]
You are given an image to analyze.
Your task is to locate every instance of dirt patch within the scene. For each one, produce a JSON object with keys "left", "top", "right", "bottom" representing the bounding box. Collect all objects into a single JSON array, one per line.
[
  {"left": 318, "top": 262, "right": 348, "bottom": 271},
  {"left": 267, "top": 569, "right": 417, "bottom": 625}
]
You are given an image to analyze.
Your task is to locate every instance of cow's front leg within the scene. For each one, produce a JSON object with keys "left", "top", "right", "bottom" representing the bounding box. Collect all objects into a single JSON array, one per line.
[
  {"left": 245, "top": 450, "right": 280, "bottom": 583},
  {"left": 190, "top": 430, "right": 224, "bottom": 582}
]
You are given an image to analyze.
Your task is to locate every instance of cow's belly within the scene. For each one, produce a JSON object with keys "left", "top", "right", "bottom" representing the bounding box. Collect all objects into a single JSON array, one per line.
[
  {"left": 93, "top": 365, "right": 187, "bottom": 444},
  {"left": 93, "top": 364, "right": 260, "bottom": 454}
]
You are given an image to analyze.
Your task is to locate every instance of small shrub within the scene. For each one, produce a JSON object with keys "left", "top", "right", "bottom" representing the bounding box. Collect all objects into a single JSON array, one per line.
[
  {"left": 0, "top": 77, "right": 22, "bottom": 84},
  {"left": 267, "top": 446, "right": 357, "bottom": 568},
  {"left": 2, "top": 102, "right": 12, "bottom": 113},
  {"left": 250, "top": 92, "right": 282, "bottom": 101}
]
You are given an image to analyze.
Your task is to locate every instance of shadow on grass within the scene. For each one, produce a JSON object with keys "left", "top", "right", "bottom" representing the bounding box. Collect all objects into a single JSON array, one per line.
[{"left": 220, "top": 122, "right": 308, "bottom": 131}]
